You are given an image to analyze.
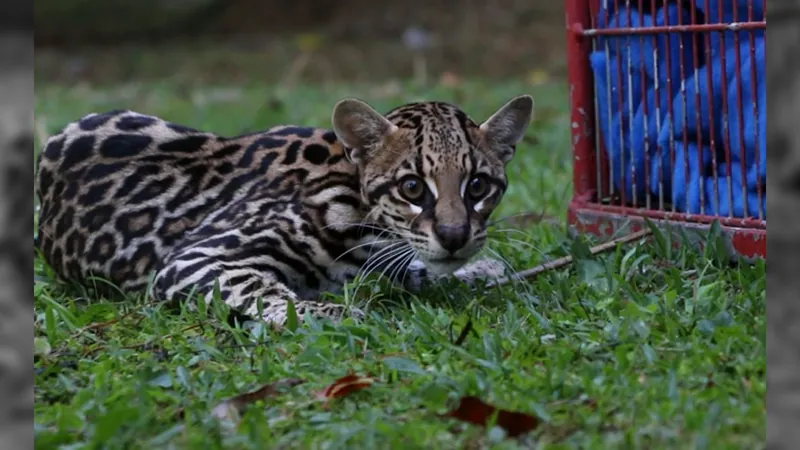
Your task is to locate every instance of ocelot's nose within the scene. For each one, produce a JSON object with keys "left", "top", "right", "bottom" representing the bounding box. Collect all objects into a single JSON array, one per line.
[{"left": 434, "top": 223, "right": 470, "bottom": 254}]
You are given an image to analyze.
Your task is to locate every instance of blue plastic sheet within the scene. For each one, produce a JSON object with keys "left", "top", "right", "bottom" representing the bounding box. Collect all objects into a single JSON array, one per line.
[{"left": 590, "top": 0, "right": 765, "bottom": 218}]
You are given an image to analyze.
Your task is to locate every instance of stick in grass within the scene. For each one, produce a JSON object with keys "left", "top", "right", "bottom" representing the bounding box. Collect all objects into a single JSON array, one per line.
[{"left": 485, "top": 229, "right": 653, "bottom": 288}]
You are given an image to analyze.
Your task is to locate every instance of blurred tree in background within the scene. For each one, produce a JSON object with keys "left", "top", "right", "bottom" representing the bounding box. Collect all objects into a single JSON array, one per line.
[{"left": 34, "top": 0, "right": 566, "bottom": 85}]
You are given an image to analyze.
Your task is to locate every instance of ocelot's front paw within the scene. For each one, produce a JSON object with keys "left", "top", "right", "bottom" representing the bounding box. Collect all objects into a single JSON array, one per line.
[
  {"left": 453, "top": 257, "right": 507, "bottom": 285},
  {"left": 403, "top": 257, "right": 508, "bottom": 292},
  {"left": 298, "top": 301, "right": 365, "bottom": 323},
  {"left": 408, "top": 257, "right": 508, "bottom": 287}
]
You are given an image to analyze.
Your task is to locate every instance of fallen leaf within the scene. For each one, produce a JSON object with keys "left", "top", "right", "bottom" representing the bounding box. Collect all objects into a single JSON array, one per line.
[
  {"left": 441, "top": 396, "right": 540, "bottom": 438},
  {"left": 315, "top": 374, "right": 374, "bottom": 401},
  {"left": 210, "top": 378, "right": 304, "bottom": 423}
]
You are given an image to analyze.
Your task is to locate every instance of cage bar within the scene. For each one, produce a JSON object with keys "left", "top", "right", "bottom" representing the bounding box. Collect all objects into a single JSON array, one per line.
[{"left": 565, "top": 0, "right": 766, "bottom": 260}]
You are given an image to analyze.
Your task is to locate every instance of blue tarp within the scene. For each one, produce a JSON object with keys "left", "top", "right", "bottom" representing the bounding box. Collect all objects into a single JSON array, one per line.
[{"left": 590, "top": 0, "right": 765, "bottom": 218}]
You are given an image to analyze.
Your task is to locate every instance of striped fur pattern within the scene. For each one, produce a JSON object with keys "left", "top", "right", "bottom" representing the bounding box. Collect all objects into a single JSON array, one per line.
[{"left": 34, "top": 96, "right": 533, "bottom": 325}]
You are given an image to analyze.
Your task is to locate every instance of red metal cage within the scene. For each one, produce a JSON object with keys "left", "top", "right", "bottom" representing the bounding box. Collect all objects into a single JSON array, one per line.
[{"left": 565, "top": 0, "right": 766, "bottom": 260}]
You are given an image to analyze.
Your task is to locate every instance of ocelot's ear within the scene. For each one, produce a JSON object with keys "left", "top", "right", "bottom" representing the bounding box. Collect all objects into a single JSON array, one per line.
[
  {"left": 479, "top": 95, "right": 534, "bottom": 164},
  {"left": 332, "top": 98, "right": 398, "bottom": 164}
]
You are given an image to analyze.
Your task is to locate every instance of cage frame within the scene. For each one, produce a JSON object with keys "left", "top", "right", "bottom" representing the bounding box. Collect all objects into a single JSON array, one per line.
[{"left": 564, "top": 0, "right": 767, "bottom": 260}]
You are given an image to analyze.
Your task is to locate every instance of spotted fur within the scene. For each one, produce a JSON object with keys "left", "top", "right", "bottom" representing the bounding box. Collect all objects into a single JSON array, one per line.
[{"left": 34, "top": 96, "right": 533, "bottom": 325}]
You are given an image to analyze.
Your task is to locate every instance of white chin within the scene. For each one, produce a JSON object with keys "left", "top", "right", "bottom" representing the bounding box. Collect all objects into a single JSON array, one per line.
[{"left": 423, "top": 258, "right": 469, "bottom": 276}]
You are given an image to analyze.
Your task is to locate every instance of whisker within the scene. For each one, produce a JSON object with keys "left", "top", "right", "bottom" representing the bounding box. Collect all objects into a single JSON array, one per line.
[
  {"left": 382, "top": 248, "right": 407, "bottom": 283},
  {"left": 335, "top": 226, "right": 398, "bottom": 263},
  {"left": 486, "top": 228, "right": 548, "bottom": 259},
  {"left": 364, "top": 228, "right": 402, "bottom": 260},
  {"left": 332, "top": 219, "right": 423, "bottom": 298},
  {"left": 321, "top": 222, "right": 385, "bottom": 233},
  {"left": 486, "top": 211, "right": 552, "bottom": 228},
  {"left": 491, "top": 234, "right": 545, "bottom": 252},
  {"left": 481, "top": 246, "right": 534, "bottom": 297},
  {"left": 397, "top": 249, "right": 420, "bottom": 290},
  {"left": 482, "top": 247, "right": 516, "bottom": 275},
  {"left": 351, "top": 242, "right": 408, "bottom": 291},
  {"left": 360, "top": 242, "right": 405, "bottom": 274},
  {"left": 381, "top": 248, "right": 417, "bottom": 303},
  {"left": 334, "top": 238, "right": 399, "bottom": 263},
  {"left": 386, "top": 247, "right": 416, "bottom": 284},
  {"left": 487, "top": 227, "right": 537, "bottom": 239},
  {"left": 350, "top": 246, "right": 410, "bottom": 298},
  {"left": 364, "top": 246, "right": 410, "bottom": 282}
]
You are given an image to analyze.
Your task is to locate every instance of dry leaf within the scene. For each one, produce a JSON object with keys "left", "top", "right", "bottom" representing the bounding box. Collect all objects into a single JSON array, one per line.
[
  {"left": 210, "top": 378, "right": 304, "bottom": 423},
  {"left": 315, "top": 374, "right": 374, "bottom": 401},
  {"left": 441, "top": 396, "right": 540, "bottom": 438}
]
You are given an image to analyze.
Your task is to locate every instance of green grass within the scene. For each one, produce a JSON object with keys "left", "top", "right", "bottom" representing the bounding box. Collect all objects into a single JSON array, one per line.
[{"left": 33, "top": 79, "right": 765, "bottom": 449}]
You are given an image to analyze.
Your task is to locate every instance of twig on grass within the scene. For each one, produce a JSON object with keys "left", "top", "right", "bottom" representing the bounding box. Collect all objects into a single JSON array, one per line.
[
  {"left": 69, "top": 298, "right": 164, "bottom": 340},
  {"left": 64, "top": 322, "right": 208, "bottom": 358},
  {"left": 485, "top": 229, "right": 653, "bottom": 288}
]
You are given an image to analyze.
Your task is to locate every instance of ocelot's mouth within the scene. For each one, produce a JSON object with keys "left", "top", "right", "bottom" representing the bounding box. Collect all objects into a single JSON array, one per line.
[
  {"left": 424, "top": 256, "right": 471, "bottom": 276},
  {"left": 433, "top": 256, "right": 468, "bottom": 263}
]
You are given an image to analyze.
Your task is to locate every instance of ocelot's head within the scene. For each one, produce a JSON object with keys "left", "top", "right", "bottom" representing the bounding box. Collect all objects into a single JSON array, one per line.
[{"left": 331, "top": 95, "right": 533, "bottom": 276}]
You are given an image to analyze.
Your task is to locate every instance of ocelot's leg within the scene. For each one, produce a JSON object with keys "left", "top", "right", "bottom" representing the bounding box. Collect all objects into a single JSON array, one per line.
[{"left": 152, "top": 248, "right": 363, "bottom": 326}]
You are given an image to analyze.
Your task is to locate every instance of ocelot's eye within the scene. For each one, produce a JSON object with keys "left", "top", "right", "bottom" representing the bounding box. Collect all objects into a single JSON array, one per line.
[
  {"left": 467, "top": 176, "right": 490, "bottom": 200},
  {"left": 398, "top": 175, "right": 426, "bottom": 204}
]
